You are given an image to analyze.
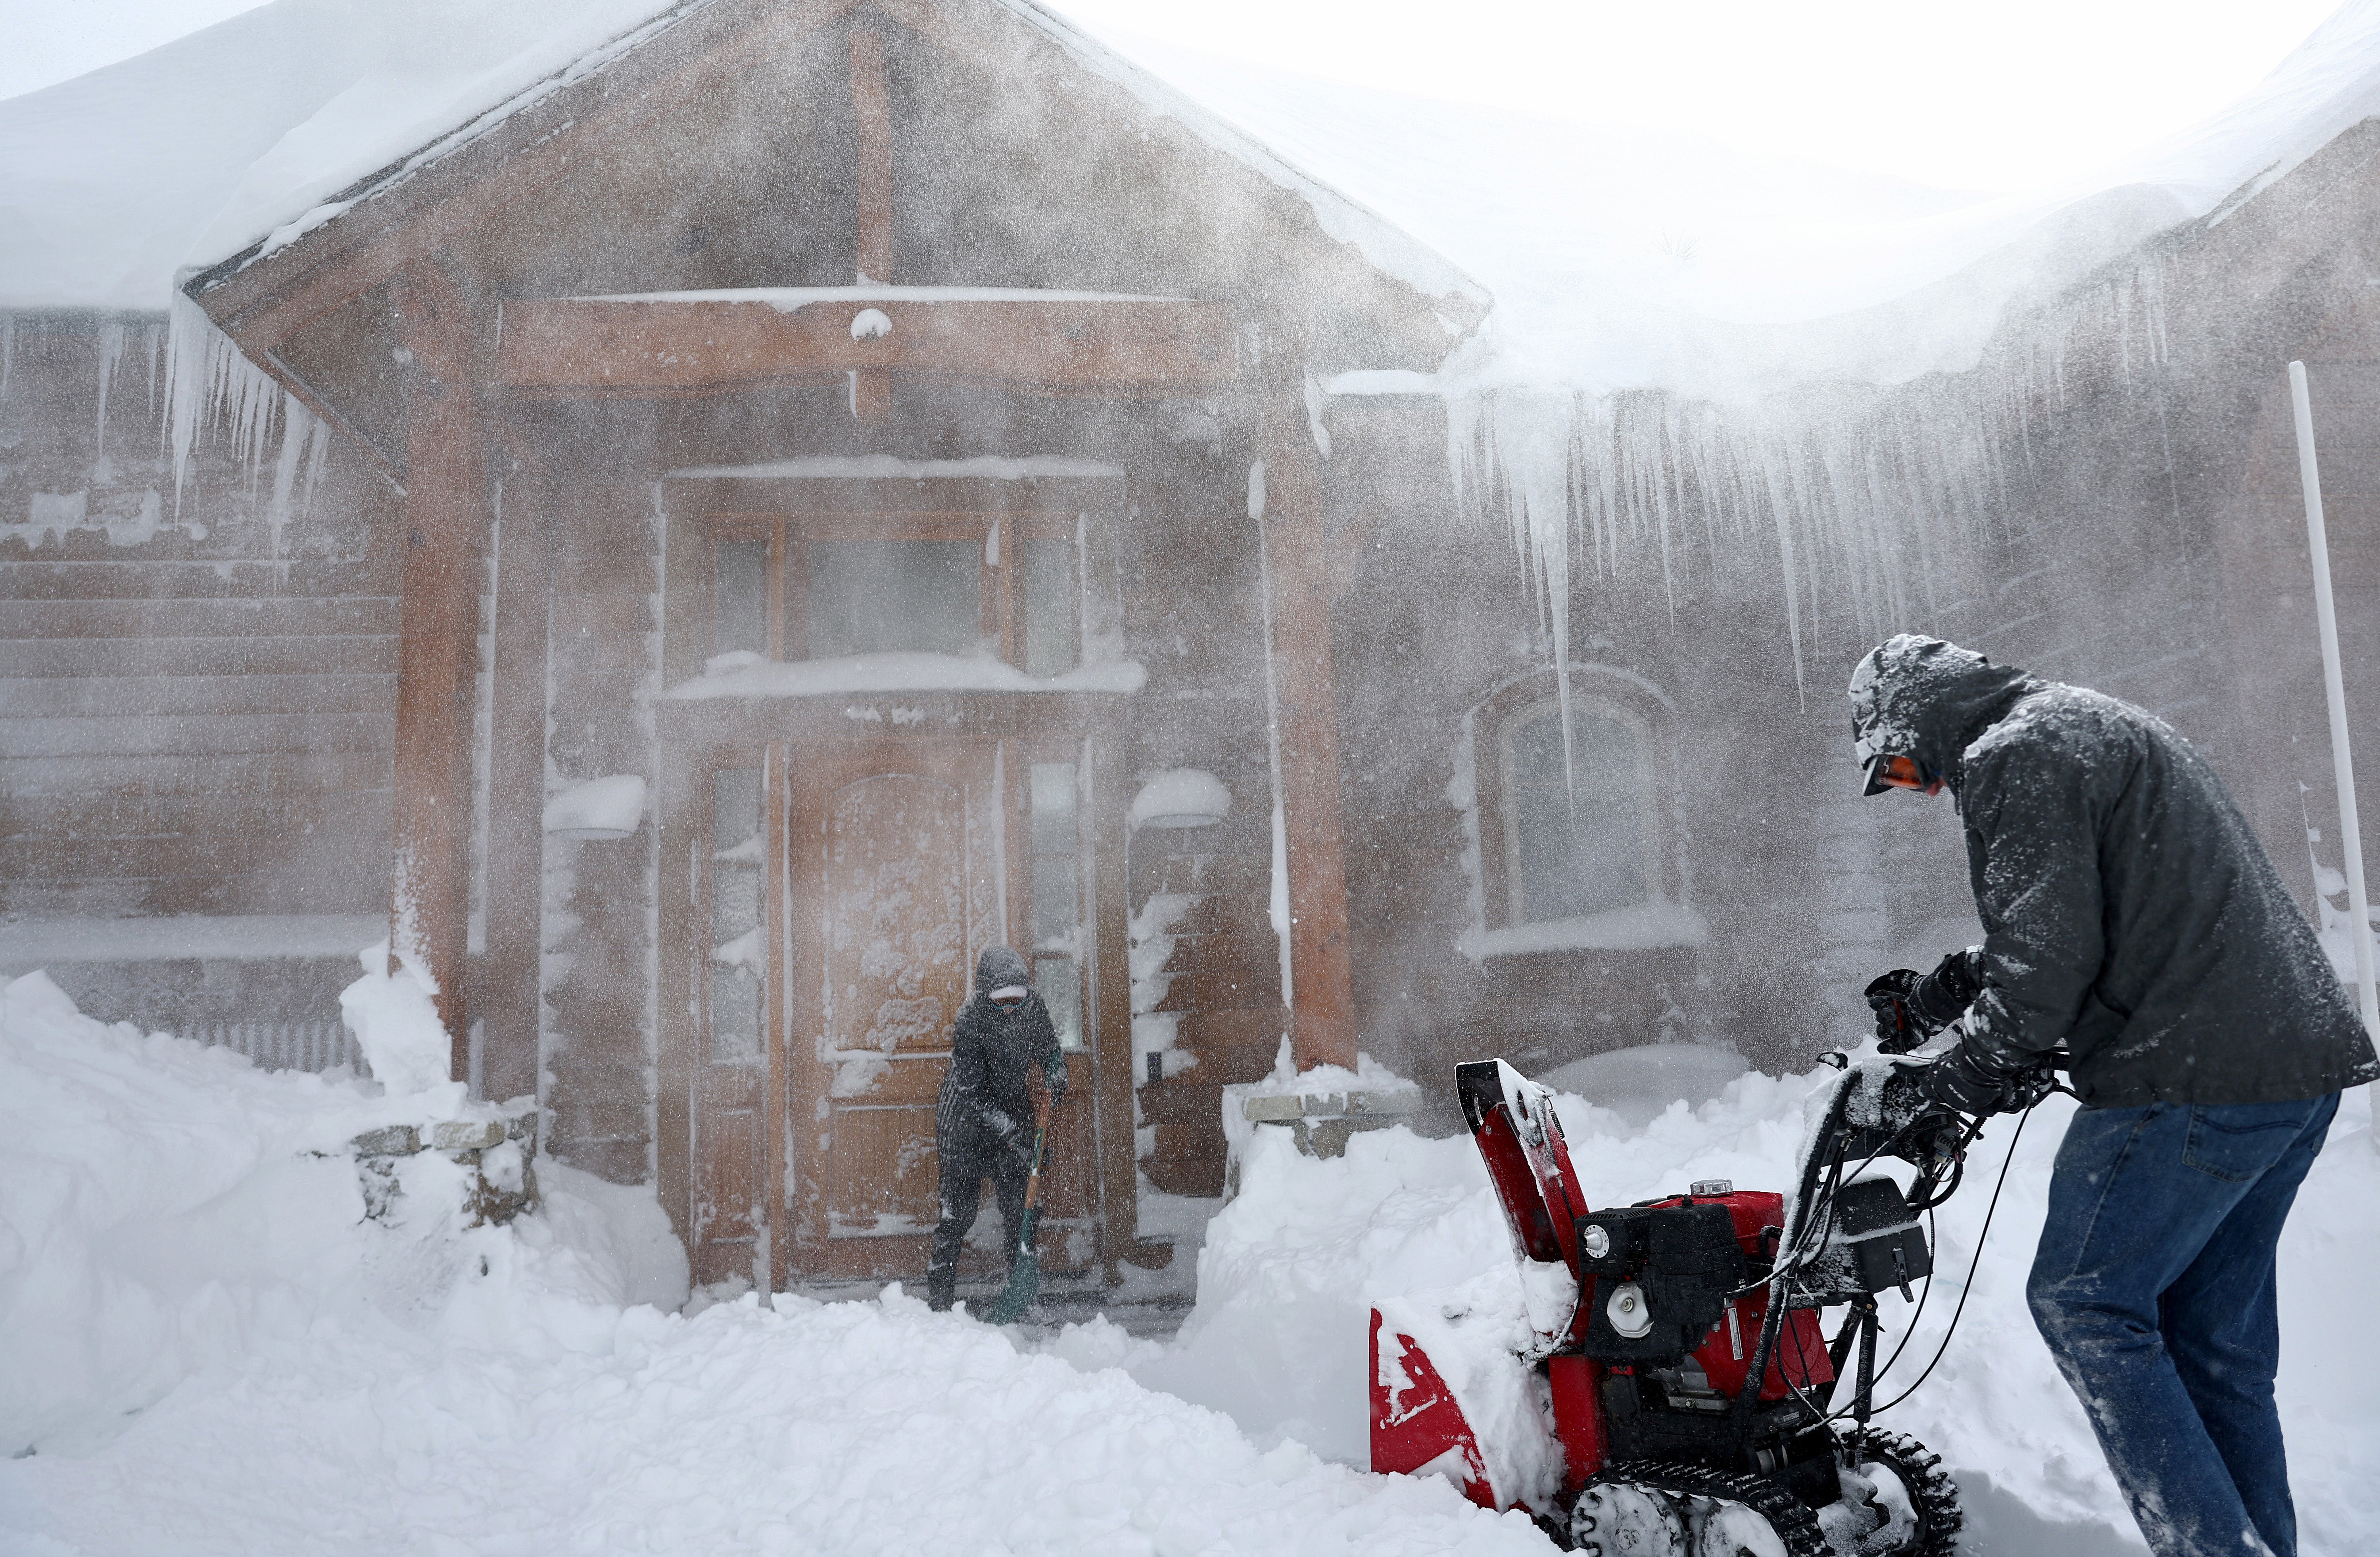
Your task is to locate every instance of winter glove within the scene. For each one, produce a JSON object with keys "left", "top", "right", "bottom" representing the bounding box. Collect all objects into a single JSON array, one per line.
[
  {"left": 1908, "top": 947, "right": 1987, "bottom": 1032},
  {"left": 1864, "top": 969, "right": 1925, "bottom": 1052},
  {"left": 1865, "top": 948, "right": 1987, "bottom": 1053},
  {"left": 1921, "top": 1041, "right": 2052, "bottom": 1116}
]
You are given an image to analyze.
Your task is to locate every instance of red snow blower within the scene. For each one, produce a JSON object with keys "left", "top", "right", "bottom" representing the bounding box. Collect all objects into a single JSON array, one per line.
[{"left": 1372, "top": 1055, "right": 2007, "bottom": 1555}]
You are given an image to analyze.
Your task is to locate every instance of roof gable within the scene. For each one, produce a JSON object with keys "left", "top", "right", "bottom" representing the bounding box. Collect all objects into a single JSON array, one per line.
[{"left": 185, "top": 0, "right": 1485, "bottom": 367}]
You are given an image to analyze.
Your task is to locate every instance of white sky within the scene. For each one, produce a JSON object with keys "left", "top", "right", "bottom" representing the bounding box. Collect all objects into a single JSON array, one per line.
[
  {"left": 1058, "top": 0, "right": 2342, "bottom": 195},
  {"left": 0, "top": 0, "right": 2345, "bottom": 195}
]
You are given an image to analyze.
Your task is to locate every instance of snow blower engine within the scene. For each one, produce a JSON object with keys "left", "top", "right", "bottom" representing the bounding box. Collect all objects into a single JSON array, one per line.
[{"left": 1371, "top": 1056, "right": 1987, "bottom": 1555}]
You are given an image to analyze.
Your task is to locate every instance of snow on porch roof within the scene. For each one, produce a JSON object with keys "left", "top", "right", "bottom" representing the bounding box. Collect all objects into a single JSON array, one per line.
[{"left": 0, "top": 0, "right": 1485, "bottom": 318}]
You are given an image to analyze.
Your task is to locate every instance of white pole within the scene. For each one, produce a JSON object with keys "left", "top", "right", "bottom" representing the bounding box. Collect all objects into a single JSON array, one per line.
[{"left": 2288, "top": 360, "right": 2379, "bottom": 1039}]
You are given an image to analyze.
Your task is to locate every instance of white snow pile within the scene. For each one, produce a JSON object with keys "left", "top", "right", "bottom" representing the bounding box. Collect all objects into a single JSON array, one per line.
[
  {"left": 542, "top": 772, "right": 649, "bottom": 839},
  {"left": 1130, "top": 768, "right": 1234, "bottom": 830},
  {"left": 7, "top": 961, "right": 2375, "bottom": 1553},
  {"left": 1143, "top": 1058, "right": 2380, "bottom": 1556},
  {"left": 0, "top": 971, "right": 1541, "bottom": 1556}
]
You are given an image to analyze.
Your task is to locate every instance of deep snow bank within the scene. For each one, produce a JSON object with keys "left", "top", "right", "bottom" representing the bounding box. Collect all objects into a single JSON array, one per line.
[
  {"left": 0, "top": 973, "right": 1542, "bottom": 1556},
  {"left": 1152, "top": 1054, "right": 2380, "bottom": 1555}
]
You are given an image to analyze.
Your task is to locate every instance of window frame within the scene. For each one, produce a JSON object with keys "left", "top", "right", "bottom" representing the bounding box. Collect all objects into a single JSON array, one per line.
[
  {"left": 691, "top": 510, "right": 1081, "bottom": 675},
  {"left": 1469, "top": 670, "right": 1686, "bottom": 939},
  {"left": 1494, "top": 693, "right": 1659, "bottom": 928}
]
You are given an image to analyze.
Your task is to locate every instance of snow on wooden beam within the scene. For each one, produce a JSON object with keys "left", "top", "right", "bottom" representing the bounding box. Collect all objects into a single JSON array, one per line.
[{"left": 492, "top": 293, "right": 1238, "bottom": 397}]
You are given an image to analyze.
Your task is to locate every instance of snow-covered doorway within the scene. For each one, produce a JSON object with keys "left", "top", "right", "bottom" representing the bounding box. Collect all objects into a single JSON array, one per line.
[
  {"left": 780, "top": 738, "right": 1101, "bottom": 1289},
  {"left": 654, "top": 477, "right": 1138, "bottom": 1294}
]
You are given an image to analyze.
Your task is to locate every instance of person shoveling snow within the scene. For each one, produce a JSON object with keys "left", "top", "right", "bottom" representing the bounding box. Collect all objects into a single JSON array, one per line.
[{"left": 928, "top": 945, "right": 1069, "bottom": 1317}]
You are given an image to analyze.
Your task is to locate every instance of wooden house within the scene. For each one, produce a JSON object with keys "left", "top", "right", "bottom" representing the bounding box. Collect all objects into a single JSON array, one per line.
[
  {"left": 10, "top": 0, "right": 2380, "bottom": 1303},
  {"left": 152, "top": 0, "right": 1492, "bottom": 1290}
]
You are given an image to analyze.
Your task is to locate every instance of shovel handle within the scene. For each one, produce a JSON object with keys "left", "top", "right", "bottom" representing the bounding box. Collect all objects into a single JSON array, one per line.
[{"left": 1019, "top": 1090, "right": 1053, "bottom": 1214}]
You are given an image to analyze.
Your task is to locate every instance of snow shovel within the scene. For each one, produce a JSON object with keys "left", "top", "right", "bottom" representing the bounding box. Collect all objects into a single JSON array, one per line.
[{"left": 983, "top": 1090, "right": 1054, "bottom": 1325}]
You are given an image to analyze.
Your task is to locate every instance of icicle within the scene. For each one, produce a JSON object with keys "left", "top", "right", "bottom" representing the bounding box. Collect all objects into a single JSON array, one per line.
[
  {"left": 265, "top": 399, "right": 321, "bottom": 574},
  {"left": 0, "top": 311, "right": 15, "bottom": 416},
  {"left": 91, "top": 320, "right": 126, "bottom": 481},
  {"left": 165, "top": 288, "right": 288, "bottom": 515}
]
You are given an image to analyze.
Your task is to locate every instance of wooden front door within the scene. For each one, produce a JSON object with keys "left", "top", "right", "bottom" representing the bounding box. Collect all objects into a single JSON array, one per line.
[{"left": 801, "top": 742, "right": 1000, "bottom": 1264}]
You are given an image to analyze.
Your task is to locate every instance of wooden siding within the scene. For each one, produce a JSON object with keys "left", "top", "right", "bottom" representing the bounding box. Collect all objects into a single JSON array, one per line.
[{"left": 0, "top": 311, "right": 399, "bottom": 1035}]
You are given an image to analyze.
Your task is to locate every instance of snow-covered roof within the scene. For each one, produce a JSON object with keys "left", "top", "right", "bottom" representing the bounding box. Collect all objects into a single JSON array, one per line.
[
  {"left": 0, "top": 0, "right": 1484, "bottom": 318},
  {"left": 10, "top": 0, "right": 2380, "bottom": 399},
  {"left": 1110, "top": 0, "right": 2380, "bottom": 399}
]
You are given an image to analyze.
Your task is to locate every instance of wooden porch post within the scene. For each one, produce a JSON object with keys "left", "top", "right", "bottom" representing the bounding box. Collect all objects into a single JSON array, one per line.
[
  {"left": 390, "top": 263, "right": 491, "bottom": 1081},
  {"left": 480, "top": 434, "right": 551, "bottom": 1102},
  {"left": 1259, "top": 382, "right": 1360, "bottom": 1072}
]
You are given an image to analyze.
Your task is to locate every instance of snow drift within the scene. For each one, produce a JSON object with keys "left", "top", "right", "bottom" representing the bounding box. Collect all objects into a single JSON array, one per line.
[
  {"left": 0, "top": 973, "right": 1538, "bottom": 1556},
  {"left": 4, "top": 968, "right": 2374, "bottom": 1553}
]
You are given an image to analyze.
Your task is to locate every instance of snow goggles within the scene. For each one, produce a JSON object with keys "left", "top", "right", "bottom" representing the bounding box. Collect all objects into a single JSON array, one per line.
[{"left": 1863, "top": 753, "right": 1942, "bottom": 797}]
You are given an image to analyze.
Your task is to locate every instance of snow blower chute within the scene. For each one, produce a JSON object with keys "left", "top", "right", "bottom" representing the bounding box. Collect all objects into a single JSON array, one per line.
[{"left": 1373, "top": 1055, "right": 1986, "bottom": 1555}]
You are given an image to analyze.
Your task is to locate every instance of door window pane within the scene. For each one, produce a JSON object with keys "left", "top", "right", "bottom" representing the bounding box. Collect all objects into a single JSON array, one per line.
[
  {"left": 714, "top": 541, "right": 768, "bottom": 658},
  {"left": 806, "top": 540, "right": 979, "bottom": 658},
  {"left": 1036, "top": 956, "right": 1083, "bottom": 1052},
  {"left": 1502, "top": 702, "right": 1649, "bottom": 923},
  {"left": 1021, "top": 536, "right": 1078, "bottom": 676},
  {"left": 1029, "top": 762, "right": 1079, "bottom": 952},
  {"left": 710, "top": 767, "right": 765, "bottom": 1064}
]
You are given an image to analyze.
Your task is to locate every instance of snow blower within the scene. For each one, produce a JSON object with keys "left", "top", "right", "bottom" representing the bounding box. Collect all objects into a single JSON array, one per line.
[
  {"left": 984, "top": 1091, "right": 1053, "bottom": 1325},
  {"left": 1372, "top": 1053, "right": 2031, "bottom": 1555}
]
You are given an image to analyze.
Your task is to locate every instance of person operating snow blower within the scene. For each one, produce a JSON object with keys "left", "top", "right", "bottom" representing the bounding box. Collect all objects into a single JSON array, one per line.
[
  {"left": 1851, "top": 634, "right": 2378, "bottom": 1557},
  {"left": 926, "top": 945, "right": 1067, "bottom": 1315}
]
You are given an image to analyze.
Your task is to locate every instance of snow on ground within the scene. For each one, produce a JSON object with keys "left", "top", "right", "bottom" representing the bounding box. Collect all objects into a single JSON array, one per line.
[
  {"left": 0, "top": 971, "right": 1539, "bottom": 1556},
  {"left": 1141, "top": 1061, "right": 2380, "bottom": 1556},
  {"left": 5, "top": 966, "right": 2375, "bottom": 1554}
]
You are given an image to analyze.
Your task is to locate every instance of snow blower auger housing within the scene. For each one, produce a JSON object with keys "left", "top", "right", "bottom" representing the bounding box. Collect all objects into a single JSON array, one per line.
[{"left": 1370, "top": 1058, "right": 1968, "bottom": 1555}]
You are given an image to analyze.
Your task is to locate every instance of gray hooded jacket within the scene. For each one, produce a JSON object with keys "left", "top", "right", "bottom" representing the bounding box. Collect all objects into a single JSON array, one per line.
[
  {"left": 1852, "top": 635, "right": 2379, "bottom": 1107},
  {"left": 937, "top": 945, "right": 1067, "bottom": 1139}
]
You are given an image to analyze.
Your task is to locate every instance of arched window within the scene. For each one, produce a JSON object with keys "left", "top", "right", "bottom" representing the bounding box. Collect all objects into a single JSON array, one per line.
[
  {"left": 1497, "top": 697, "right": 1653, "bottom": 925},
  {"left": 1464, "top": 673, "right": 1702, "bottom": 956}
]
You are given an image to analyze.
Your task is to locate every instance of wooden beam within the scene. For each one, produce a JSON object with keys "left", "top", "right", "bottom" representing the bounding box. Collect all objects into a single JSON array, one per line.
[
  {"left": 480, "top": 430, "right": 551, "bottom": 1103},
  {"left": 1086, "top": 731, "right": 1139, "bottom": 1272},
  {"left": 388, "top": 263, "right": 491, "bottom": 1081},
  {"left": 496, "top": 294, "right": 1237, "bottom": 396},
  {"left": 192, "top": 0, "right": 864, "bottom": 355},
  {"left": 849, "top": 28, "right": 894, "bottom": 420},
  {"left": 1259, "top": 385, "right": 1359, "bottom": 1072},
  {"left": 851, "top": 29, "right": 895, "bottom": 284}
]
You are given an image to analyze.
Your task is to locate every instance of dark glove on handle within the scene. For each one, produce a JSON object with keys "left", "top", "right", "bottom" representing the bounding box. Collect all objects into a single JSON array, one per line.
[
  {"left": 1864, "top": 969, "right": 1923, "bottom": 1052},
  {"left": 1909, "top": 946, "right": 1987, "bottom": 1032},
  {"left": 1922, "top": 1041, "right": 2048, "bottom": 1116}
]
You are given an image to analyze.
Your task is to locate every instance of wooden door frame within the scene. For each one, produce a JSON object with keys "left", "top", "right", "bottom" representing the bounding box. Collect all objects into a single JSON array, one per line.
[{"left": 656, "top": 739, "right": 789, "bottom": 1292}]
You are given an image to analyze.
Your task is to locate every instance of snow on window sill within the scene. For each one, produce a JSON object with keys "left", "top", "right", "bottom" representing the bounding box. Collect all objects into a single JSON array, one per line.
[
  {"left": 664, "top": 650, "right": 1146, "bottom": 701},
  {"left": 1457, "top": 901, "right": 1708, "bottom": 961}
]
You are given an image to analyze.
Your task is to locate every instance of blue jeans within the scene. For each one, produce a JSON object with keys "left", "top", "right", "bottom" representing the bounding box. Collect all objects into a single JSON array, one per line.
[{"left": 2027, "top": 1093, "right": 2337, "bottom": 1557}]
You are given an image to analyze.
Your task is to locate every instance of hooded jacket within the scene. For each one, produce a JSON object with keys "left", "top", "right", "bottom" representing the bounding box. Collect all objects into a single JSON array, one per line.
[
  {"left": 937, "top": 945, "right": 1067, "bottom": 1138},
  {"left": 1852, "top": 634, "right": 2379, "bottom": 1107}
]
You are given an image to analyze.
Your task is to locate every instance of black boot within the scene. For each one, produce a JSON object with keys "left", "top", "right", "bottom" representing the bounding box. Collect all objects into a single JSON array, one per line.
[{"left": 926, "top": 1263, "right": 956, "bottom": 1312}]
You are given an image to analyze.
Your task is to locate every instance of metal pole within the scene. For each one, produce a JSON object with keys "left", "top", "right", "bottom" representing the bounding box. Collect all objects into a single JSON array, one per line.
[{"left": 2288, "top": 361, "right": 2378, "bottom": 1037}]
